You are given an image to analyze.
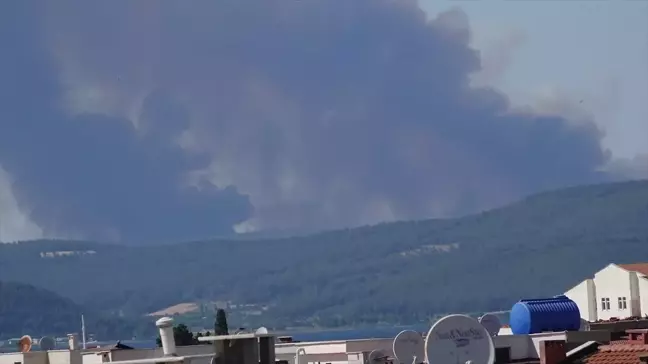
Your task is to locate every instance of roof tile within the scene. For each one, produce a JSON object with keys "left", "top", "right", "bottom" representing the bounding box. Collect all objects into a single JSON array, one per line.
[
  {"left": 600, "top": 344, "right": 648, "bottom": 352},
  {"left": 582, "top": 339, "right": 648, "bottom": 364},
  {"left": 582, "top": 351, "right": 643, "bottom": 364},
  {"left": 619, "top": 263, "right": 648, "bottom": 276}
]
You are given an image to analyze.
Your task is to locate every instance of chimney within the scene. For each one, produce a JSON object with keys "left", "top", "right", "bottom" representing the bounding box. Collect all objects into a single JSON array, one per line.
[
  {"left": 540, "top": 340, "right": 566, "bottom": 364},
  {"left": 67, "top": 334, "right": 78, "bottom": 350},
  {"left": 627, "top": 329, "right": 648, "bottom": 344},
  {"left": 156, "top": 317, "right": 177, "bottom": 356}
]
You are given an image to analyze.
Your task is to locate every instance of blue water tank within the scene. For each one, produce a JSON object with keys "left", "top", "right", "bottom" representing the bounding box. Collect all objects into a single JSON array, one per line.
[{"left": 509, "top": 295, "right": 581, "bottom": 335}]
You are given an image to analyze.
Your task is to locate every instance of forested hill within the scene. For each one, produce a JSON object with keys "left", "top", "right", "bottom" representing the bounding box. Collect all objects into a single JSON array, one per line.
[
  {"left": 0, "top": 281, "right": 155, "bottom": 339},
  {"left": 1, "top": 180, "right": 647, "bottom": 329}
]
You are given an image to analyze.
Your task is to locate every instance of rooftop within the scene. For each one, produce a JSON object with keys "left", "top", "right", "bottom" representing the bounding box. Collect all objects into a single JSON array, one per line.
[
  {"left": 581, "top": 351, "right": 647, "bottom": 364},
  {"left": 619, "top": 263, "right": 648, "bottom": 277},
  {"left": 580, "top": 330, "right": 648, "bottom": 364}
]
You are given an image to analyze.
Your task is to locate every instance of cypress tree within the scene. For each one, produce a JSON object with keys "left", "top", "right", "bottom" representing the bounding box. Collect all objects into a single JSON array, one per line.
[{"left": 214, "top": 308, "right": 229, "bottom": 335}]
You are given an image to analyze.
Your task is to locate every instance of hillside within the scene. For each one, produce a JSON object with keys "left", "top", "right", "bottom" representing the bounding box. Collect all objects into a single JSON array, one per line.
[
  {"left": 0, "top": 281, "right": 156, "bottom": 339},
  {"left": 1, "top": 180, "right": 647, "bottom": 329}
]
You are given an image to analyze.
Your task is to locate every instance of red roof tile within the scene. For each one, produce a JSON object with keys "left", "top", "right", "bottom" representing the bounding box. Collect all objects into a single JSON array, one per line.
[
  {"left": 582, "top": 341, "right": 648, "bottom": 364},
  {"left": 608, "top": 340, "right": 633, "bottom": 346},
  {"left": 583, "top": 351, "right": 644, "bottom": 364},
  {"left": 619, "top": 263, "right": 648, "bottom": 277},
  {"left": 600, "top": 344, "right": 648, "bottom": 352}
]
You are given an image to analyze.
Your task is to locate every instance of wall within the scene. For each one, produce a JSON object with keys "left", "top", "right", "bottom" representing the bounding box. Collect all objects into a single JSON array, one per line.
[
  {"left": 565, "top": 279, "right": 597, "bottom": 321},
  {"left": 22, "top": 352, "right": 48, "bottom": 364},
  {"left": 108, "top": 348, "right": 162, "bottom": 361},
  {"left": 346, "top": 339, "right": 393, "bottom": 356},
  {"left": 81, "top": 352, "right": 105, "bottom": 364},
  {"left": 493, "top": 335, "right": 532, "bottom": 360},
  {"left": 275, "top": 338, "right": 392, "bottom": 364},
  {"left": 639, "top": 277, "right": 648, "bottom": 317},
  {"left": 48, "top": 350, "right": 82, "bottom": 364},
  {"left": 107, "top": 345, "right": 213, "bottom": 364},
  {"left": 0, "top": 350, "right": 84, "bottom": 364},
  {"left": 630, "top": 271, "right": 642, "bottom": 317},
  {"left": 0, "top": 352, "right": 25, "bottom": 364},
  {"left": 594, "top": 264, "right": 634, "bottom": 320}
]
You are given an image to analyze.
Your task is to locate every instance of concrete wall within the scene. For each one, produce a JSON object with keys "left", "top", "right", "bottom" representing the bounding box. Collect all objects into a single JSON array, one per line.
[
  {"left": 565, "top": 264, "right": 644, "bottom": 321},
  {"left": 346, "top": 339, "right": 393, "bottom": 357},
  {"left": 494, "top": 334, "right": 532, "bottom": 360},
  {"left": 565, "top": 279, "right": 597, "bottom": 321},
  {"left": 0, "top": 352, "right": 24, "bottom": 364},
  {"left": 276, "top": 338, "right": 392, "bottom": 364},
  {"left": 630, "top": 271, "right": 642, "bottom": 317},
  {"left": 48, "top": 350, "right": 82, "bottom": 364},
  {"left": 593, "top": 264, "right": 634, "bottom": 319},
  {"left": 80, "top": 352, "right": 105, "bottom": 364},
  {"left": 638, "top": 277, "right": 648, "bottom": 317}
]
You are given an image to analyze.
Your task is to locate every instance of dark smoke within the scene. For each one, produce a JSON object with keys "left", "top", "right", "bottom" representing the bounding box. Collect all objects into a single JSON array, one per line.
[
  {"left": 0, "top": 0, "right": 610, "bottom": 242},
  {"left": 0, "top": 2, "right": 252, "bottom": 242}
]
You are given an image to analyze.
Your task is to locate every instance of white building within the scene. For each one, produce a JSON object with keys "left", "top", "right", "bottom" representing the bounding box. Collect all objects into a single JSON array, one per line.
[{"left": 564, "top": 263, "right": 648, "bottom": 322}]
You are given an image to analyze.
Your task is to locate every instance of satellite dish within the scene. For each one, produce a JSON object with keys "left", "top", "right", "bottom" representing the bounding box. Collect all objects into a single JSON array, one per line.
[
  {"left": 18, "top": 335, "right": 33, "bottom": 353},
  {"left": 393, "top": 330, "right": 425, "bottom": 364},
  {"left": 255, "top": 327, "right": 269, "bottom": 335},
  {"left": 580, "top": 319, "right": 590, "bottom": 331},
  {"left": 479, "top": 314, "right": 501, "bottom": 337},
  {"left": 366, "top": 350, "right": 389, "bottom": 364},
  {"left": 40, "top": 336, "right": 56, "bottom": 351},
  {"left": 425, "top": 314, "right": 495, "bottom": 364}
]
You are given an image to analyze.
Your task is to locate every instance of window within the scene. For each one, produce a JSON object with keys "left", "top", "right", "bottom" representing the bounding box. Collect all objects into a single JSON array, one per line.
[
  {"left": 619, "top": 297, "right": 628, "bottom": 310},
  {"left": 601, "top": 297, "right": 611, "bottom": 310}
]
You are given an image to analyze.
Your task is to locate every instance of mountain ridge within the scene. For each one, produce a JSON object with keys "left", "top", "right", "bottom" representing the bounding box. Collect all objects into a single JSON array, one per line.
[
  {"left": 0, "top": 280, "right": 155, "bottom": 340},
  {"left": 0, "top": 179, "right": 647, "bottom": 329}
]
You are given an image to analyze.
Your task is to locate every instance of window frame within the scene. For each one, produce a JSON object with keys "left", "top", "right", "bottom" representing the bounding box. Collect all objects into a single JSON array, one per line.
[
  {"left": 618, "top": 296, "right": 627, "bottom": 310},
  {"left": 601, "top": 297, "right": 611, "bottom": 310}
]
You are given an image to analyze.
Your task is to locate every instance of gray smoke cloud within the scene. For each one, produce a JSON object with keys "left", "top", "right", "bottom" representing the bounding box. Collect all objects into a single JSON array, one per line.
[
  {"left": 605, "top": 155, "right": 648, "bottom": 180},
  {"left": 0, "top": 0, "right": 612, "bottom": 243}
]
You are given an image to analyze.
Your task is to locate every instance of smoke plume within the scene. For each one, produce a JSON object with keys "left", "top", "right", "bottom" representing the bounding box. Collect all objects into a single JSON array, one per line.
[{"left": 0, "top": 0, "right": 613, "bottom": 243}]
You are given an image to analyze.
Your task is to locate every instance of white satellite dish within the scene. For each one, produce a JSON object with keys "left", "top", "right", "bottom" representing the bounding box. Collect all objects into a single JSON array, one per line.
[
  {"left": 478, "top": 314, "right": 501, "bottom": 337},
  {"left": 39, "top": 336, "right": 56, "bottom": 351},
  {"left": 393, "top": 330, "right": 425, "bottom": 364},
  {"left": 579, "top": 319, "right": 590, "bottom": 331},
  {"left": 425, "top": 314, "right": 495, "bottom": 364},
  {"left": 255, "top": 326, "right": 269, "bottom": 335},
  {"left": 366, "top": 350, "right": 389, "bottom": 364}
]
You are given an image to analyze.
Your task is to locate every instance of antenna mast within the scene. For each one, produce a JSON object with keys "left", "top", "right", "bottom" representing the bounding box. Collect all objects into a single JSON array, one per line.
[{"left": 81, "top": 314, "right": 87, "bottom": 349}]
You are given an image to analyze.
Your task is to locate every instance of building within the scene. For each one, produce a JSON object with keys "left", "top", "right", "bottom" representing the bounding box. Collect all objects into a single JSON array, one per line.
[
  {"left": 274, "top": 330, "right": 610, "bottom": 364},
  {"left": 0, "top": 305, "right": 622, "bottom": 364},
  {"left": 564, "top": 263, "right": 648, "bottom": 322}
]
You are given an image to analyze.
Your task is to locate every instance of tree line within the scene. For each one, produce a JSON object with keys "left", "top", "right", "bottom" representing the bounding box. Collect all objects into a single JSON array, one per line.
[
  {"left": 156, "top": 309, "right": 230, "bottom": 347},
  {"left": 1, "top": 180, "right": 647, "bottom": 332}
]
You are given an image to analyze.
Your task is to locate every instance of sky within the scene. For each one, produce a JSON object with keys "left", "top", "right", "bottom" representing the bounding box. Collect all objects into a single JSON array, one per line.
[
  {"left": 0, "top": 0, "right": 646, "bottom": 244},
  {"left": 421, "top": 0, "right": 648, "bottom": 158}
]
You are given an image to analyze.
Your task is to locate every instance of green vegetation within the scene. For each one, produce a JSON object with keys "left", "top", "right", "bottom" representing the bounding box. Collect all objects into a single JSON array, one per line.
[
  {"left": 215, "top": 309, "right": 229, "bottom": 335},
  {"left": 1, "top": 180, "right": 647, "bottom": 332},
  {"left": 155, "top": 324, "right": 207, "bottom": 347},
  {"left": 0, "top": 281, "right": 156, "bottom": 340}
]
